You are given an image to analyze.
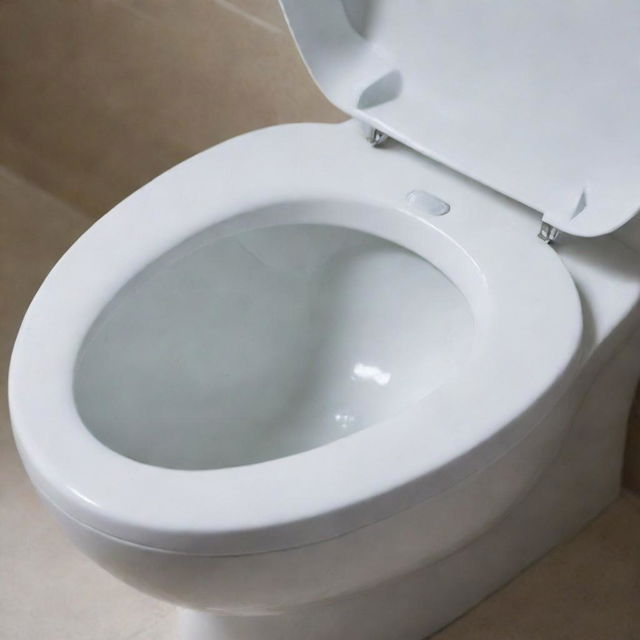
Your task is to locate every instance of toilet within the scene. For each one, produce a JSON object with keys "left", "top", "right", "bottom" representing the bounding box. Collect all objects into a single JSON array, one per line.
[{"left": 9, "top": 2, "right": 640, "bottom": 639}]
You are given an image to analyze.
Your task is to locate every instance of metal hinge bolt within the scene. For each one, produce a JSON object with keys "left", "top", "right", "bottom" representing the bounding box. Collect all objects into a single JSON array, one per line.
[
  {"left": 366, "top": 127, "right": 389, "bottom": 147},
  {"left": 538, "top": 221, "right": 560, "bottom": 244}
]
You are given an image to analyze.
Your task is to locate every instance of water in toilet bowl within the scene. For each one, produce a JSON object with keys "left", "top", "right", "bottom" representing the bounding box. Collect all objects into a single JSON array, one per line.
[{"left": 74, "top": 222, "right": 474, "bottom": 470}]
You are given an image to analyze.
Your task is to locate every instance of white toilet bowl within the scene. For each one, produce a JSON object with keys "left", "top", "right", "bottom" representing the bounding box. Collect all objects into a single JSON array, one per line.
[
  {"left": 10, "top": 1, "right": 640, "bottom": 638},
  {"left": 10, "top": 121, "right": 640, "bottom": 639},
  {"left": 10, "top": 121, "right": 583, "bottom": 553}
]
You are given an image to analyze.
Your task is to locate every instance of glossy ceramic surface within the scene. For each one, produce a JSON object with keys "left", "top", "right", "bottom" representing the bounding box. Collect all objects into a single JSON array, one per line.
[
  {"left": 75, "top": 223, "right": 473, "bottom": 470},
  {"left": 9, "top": 122, "right": 582, "bottom": 554}
]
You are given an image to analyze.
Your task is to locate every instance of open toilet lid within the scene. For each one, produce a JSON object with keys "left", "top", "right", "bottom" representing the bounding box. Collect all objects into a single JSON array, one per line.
[{"left": 280, "top": 0, "right": 640, "bottom": 238}]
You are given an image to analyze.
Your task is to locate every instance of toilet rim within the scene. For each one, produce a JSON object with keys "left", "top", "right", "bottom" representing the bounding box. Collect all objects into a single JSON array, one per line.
[{"left": 9, "top": 122, "right": 583, "bottom": 555}]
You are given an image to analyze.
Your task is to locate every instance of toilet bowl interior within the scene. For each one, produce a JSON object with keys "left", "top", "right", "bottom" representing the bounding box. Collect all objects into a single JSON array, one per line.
[
  {"left": 74, "top": 201, "right": 475, "bottom": 470},
  {"left": 10, "top": 123, "right": 583, "bottom": 552}
]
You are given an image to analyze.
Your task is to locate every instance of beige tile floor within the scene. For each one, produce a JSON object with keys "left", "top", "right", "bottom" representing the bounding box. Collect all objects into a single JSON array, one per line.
[{"left": 2, "top": 166, "right": 640, "bottom": 639}]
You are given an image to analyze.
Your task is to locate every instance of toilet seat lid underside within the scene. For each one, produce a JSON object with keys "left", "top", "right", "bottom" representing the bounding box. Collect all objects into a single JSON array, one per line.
[{"left": 280, "top": 0, "right": 640, "bottom": 238}]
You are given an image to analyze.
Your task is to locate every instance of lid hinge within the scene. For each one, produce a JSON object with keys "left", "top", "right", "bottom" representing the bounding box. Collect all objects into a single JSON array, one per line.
[
  {"left": 538, "top": 221, "right": 560, "bottom": 244},
  {"left": 366, "top": 127, "right": 389, "bottom": 147}
]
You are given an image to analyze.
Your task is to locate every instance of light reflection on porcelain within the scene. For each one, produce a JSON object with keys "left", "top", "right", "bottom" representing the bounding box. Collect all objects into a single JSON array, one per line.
[
  {"left": 351, "top": 362, "right": 391, "bottom": 386},
  {"left": 334, "top": 413, "right": 356, "bottom": 429}
]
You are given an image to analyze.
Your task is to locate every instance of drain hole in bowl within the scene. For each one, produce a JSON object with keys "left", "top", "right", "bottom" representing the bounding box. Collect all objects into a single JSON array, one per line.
[{"left": 74, "top": 223, "right": 474, "bottom": 470}]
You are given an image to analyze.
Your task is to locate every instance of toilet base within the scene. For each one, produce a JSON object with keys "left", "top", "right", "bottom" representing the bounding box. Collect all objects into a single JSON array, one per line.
[
  {"left": 179, "top": 487, "right": 617, "bottom": 640},
  {"left": 176, "top": 331, "right": 640, "bottom": 640},
  {"left": 178, "top": 482, "right": 617, "bottom": 640}
]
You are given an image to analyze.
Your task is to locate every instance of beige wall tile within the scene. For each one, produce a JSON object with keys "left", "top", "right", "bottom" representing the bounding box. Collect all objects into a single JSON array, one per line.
[{"left": 0, "top": 0, "right": 343, "bottom": 217}]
